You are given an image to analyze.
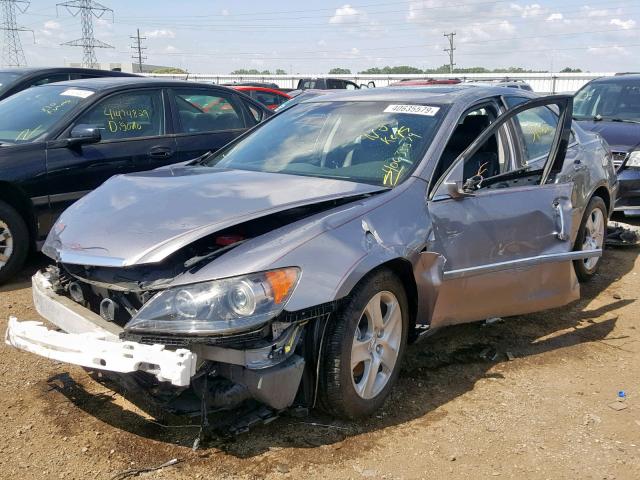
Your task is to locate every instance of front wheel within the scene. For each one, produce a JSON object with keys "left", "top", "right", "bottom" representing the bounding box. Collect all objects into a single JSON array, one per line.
[
  {"left": 0, "top": 200, "right": 29, "bottom": 285},
  {"left": 319, "top": 269, "right": 409, "bottom": 419},
  {"left": 573, "top": 196, "right": 607, "bottom": 283}
]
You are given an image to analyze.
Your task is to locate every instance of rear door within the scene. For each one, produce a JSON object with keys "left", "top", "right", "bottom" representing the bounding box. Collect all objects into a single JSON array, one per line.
[
  {"left": 45, "top": 87, "right": 175, "bottom": 219},
  {"left": 169, "top": 87, "right": 256, "bottom": 162},
  {"left": 428, "top": 95, "right": 595, "bottom": 327}
]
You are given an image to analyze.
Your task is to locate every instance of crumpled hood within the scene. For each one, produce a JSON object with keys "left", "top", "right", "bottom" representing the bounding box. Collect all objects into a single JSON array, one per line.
[
  {"left": 44, "top": 167, "right": 385, "bottom": 267},
  {"left": 576, "top": 120, "right": 640, "bottom": 152}
]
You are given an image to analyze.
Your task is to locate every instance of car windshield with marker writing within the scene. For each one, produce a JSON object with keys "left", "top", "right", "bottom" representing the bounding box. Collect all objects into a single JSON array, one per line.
[
  {"left": 573, "top": 81, "right": 640, "bottom": 122},
  {"left": 0, "top": 84, "right": 93, "bottom": 144},
  {"left": 204, "top": 101, "right": 446, "bottom": 187}
]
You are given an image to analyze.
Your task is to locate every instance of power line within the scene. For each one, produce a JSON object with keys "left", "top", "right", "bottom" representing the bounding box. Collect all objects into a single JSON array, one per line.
[
  {"left": 0, "top": 0, "right": 33, "bottom": 66},
  {"left": 57, "top": 0, "right": 113, "bottom": 68},
  {"left": 443, "top": 32, "right": 456, "bottom": 74},
  {"left": 130, "top": 28, "right": 146, "bottom": 72}
]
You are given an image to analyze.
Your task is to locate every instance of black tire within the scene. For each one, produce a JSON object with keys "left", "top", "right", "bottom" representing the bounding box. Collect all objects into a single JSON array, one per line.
[
  {"left": 0, "top": 200, "right": 29, "bottom": 285},
  {"left": 318, "top": 269, "right": 409, "bottom": 419},
  {"left": 573, "top": 196, "right": 607, "bottom": 283}
]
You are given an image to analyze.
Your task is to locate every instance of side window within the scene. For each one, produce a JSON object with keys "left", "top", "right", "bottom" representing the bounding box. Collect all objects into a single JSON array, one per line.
[
  {"left": 433, "top": 105, "right": 510, "bottom": 185},
  {"left": 173, "top": 89, "right": 245, "bottom": 134},
  {"left": 254, "top": 91, "right": 285, "bottom": 109},
  {"left": 74, "top": 90, "right": 164, "bottom": 141},
  {"left": 512, "top": 106, "right": 558, "bottom": 167},
  {"left": 31, "top": 73, "right": 70, "bottom": 87},
  {"left": 69, "top": 74, "right": 98, "bottom": 80},
  {"left": 326, "top": 79, "right": 342, "bottom": 89}
]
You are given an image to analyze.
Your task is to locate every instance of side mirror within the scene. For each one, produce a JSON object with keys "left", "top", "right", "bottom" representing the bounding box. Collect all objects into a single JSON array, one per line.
[
  {"left": 68, "top": 124, "right": 101, "bottom": 146},
  {"left": 446, "top": 181, "right": 474, "bottom": 199}
]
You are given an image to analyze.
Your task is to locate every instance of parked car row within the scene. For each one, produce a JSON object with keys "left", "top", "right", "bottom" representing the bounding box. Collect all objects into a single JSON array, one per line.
[{"left": 5, "top": 81, "right": 620, "bottom": 428}]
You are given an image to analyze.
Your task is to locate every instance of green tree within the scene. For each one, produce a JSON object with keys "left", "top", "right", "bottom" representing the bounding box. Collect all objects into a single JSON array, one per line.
[
  {"left": 275, "top": 69, "right": 287, "bottom": 75},
  {"left": 329, "top": 67, "right": 351, "bottom": 74},
  {"left": 560, "top": 67, "right": 583, "bottom": 73}
]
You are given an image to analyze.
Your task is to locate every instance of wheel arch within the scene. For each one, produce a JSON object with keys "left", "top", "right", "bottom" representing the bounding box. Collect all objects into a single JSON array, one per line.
[
  {"left": 0, "top": 182, "right": 37, "bottom": 244},
  {"left": 591, "top": 185, "right": 611, "bottom": 215}
]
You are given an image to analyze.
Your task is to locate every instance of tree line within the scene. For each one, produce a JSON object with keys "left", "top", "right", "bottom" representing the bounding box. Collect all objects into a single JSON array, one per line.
[{"left": 226, "top": 65, "right": 583, "bottom": 75}]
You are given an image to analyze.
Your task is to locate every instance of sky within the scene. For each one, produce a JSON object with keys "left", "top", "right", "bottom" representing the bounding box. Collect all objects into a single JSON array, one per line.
[{"left": 8, "top": 0, "right": 640, "bottom": 73}]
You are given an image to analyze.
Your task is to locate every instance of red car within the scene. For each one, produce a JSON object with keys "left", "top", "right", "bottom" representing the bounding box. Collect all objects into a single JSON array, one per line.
[{"left": 230, "top": 86, "right": 291, "bottom": 110}]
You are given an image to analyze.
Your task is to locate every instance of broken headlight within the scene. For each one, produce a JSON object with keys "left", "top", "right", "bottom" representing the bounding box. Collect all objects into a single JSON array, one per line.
[{"left": 124, "top": 268, "right": 300, "bottom": 335}]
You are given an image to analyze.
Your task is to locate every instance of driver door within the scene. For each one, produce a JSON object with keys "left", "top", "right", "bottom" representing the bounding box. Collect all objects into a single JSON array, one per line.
[{"left": 427, "top": 95, "right": 598, "bottom": 328}]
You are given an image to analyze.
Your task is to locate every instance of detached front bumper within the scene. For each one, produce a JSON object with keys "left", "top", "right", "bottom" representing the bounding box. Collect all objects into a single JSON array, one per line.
[
  {"left": 5, "top": 271, "right": 307, "bottom": 412},
  {"left": 4, "top": 272, "right": 196, "bottom": 386},
  {"left": 5, "top": 317, "right": 196, "bottom": 386}
]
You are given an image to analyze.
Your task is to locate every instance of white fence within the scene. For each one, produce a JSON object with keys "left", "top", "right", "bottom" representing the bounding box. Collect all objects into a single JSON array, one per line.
[{"left": 143, "top": 72, "right": 616, "bottom": 93}]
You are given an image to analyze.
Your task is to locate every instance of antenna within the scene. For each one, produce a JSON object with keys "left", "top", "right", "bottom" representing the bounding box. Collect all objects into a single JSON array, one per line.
[
  {"left": 130, "top": 28, "right": 146, "bottom": 73},
  {"left": 0, "top": 0, "right": 33, "bottom": 67},
  {"left": 57, "top": 0, "right": 114, "bottom": 68}
]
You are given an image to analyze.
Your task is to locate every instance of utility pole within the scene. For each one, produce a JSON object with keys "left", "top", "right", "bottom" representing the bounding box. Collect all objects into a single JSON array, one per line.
[
  {"left": 130, "top": 28, "right": 146, "bottom": 73},
  {"left": 0, "top": 0, "right": 33, "bottom": 67},
  {"left": 57, "top": 0, "right": 114, "bottom": 68},
  {"left": 443, "top": 32, "right": 456, "bottom": 74}
]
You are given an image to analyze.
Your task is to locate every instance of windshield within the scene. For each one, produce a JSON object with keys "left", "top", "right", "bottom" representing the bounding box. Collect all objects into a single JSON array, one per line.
[
  {"left": 0, "top": 85, "right": 93, "bottom": 144},
  {"left": 574, "top": 81, "right": 640, "bottom": 122},
  {"left": 205, "top": 101, "right": 447, "bottom": 187},
  {"left": 0, "top": 71, "right": 22, "bottom": 95}
]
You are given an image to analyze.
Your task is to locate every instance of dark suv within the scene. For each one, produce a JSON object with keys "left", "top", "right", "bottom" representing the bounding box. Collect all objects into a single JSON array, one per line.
[
  {"left": 573, "top": 74, "right": 640, "bottom": 215},
  {"left": 0, "top": 67, "right": 138, "bottom": 101}
]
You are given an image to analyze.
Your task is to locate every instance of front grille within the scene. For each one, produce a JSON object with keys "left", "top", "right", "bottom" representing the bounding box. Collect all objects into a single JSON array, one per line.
[{"left": 612, "top": 151, "right": 629, "bottom": 168}]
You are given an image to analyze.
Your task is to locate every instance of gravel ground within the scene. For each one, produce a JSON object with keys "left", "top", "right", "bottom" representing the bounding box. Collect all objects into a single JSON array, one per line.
[{"left": 1, "top": 219, "right": 639, "bottom": 480}]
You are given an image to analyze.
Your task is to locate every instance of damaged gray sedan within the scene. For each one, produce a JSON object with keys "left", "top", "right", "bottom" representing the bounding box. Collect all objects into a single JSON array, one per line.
[{"left": 6, "top": 86, "right": 617, "bottom": 425}]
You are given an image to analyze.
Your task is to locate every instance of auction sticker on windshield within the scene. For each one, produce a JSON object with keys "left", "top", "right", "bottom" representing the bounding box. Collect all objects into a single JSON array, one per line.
[
  {"left": 384, "top": 104, "right": 440, "bottom": 116},
  {"left": 60, "top": 88, "right": 94, "bottom": 99}
]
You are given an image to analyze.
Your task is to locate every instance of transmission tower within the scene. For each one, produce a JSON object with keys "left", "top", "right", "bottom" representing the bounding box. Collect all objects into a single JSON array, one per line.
[
  {"left": 130, "top": 28, "right": 146, "bottom": 73},
  {"left": 0, "top": 0, "right": 33, "bottom": 67},
  {"left": 443, "top": 32, "right": 456, "bottom": 74},
  {"left": 57, "top": 0, "right": 113, "bottom": 68}
]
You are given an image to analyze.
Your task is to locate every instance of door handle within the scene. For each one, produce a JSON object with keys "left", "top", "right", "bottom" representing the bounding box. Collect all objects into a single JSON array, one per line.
[
  {"left": 149, "top": 147, "right": 174, "bottom": 160},
  {"left": 553, "top": 200, "right": 569, "bottom": 241}
]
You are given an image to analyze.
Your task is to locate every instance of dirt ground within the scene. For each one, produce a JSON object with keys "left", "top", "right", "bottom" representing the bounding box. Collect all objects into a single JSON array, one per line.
[{"left": 1, "top": 219, "right": 639, "bottom": 480}]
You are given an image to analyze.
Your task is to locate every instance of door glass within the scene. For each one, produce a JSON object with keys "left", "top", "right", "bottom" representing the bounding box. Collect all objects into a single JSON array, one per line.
[
  {"left": 513, "top": 106, "right": 558, "bottom": 167},
  {"left": 73, "top": 90, "right": 164, "bottom": 140},
  {"left": 253, "top": 91, "right": 284, "bottom": 109},
  {"left": 173, "top": 90, "right": 245, "bottom": 133},
  {"left": 247, "top": 104, "right": 263, "bottom": 124},
  {"left": 30, "top": 73, "right": 70, "bottom": 87}
]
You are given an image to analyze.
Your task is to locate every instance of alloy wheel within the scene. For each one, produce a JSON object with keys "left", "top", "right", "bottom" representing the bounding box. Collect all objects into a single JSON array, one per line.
[
  {"left": 582, "top": 208, "right": 605, "bottom": 270},
  {"left": 351, "top": 291, "right": 403, "bottom": 400},
  {"left": 0, "top": 220, "right": 13, "bottom": 271}
]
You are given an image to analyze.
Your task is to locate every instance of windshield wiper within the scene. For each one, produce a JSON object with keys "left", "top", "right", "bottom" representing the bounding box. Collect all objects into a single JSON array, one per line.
[{"left": 609, "top": 118, "right": 640, "bottom": 124}]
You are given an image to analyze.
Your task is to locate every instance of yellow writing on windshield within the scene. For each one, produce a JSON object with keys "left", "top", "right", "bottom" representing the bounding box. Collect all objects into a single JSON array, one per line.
[
  {"left": 364, "top": 125, "right": 422, "bottom": 145},
  {"left": 16, "top": 125, "right": 44, "bottom": 141},
  {"left": 41, "top": 99, "right": 73, "bottom": 115}
]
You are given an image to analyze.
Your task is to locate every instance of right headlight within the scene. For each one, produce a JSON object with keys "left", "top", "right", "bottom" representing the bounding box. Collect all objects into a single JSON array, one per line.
[
  {"left": 124, "top": 267, "right": 301, "bottom": 336},
  {"left": 627, "top": 151, "right": 640, "bottom": 168}
]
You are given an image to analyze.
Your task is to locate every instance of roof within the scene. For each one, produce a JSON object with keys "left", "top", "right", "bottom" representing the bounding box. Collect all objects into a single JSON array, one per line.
[
  {"left": 31, "top": 76, "right": 227, "bottom": 92},
  {"left": 590, "top": 74, "right": 640, "bottom": 84},
  {"left": 301, "top": 84, "right": 528, "bottom": 104},
  {"left": 0, "top": 67, "right": 137, "bottom": 77}
]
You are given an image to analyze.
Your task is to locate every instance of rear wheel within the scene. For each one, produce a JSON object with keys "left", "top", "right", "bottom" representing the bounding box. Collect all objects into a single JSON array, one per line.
[
  {"left": 0, "top": 200, "right": 29, "bottom": 285},
  {"left": 319, "top": 269, "right": 408, "bottom": 419},
  {"left": 573, "top": 196, "right": 607, "bottom": 282}
]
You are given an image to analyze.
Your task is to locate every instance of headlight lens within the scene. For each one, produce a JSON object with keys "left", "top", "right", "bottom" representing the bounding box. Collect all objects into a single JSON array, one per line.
[
  {"left": 627, "top": 151, "right": 640, "bottom": 168},
  {"left": 124, "top": 268, "right": 300, "bottom": 335}
]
